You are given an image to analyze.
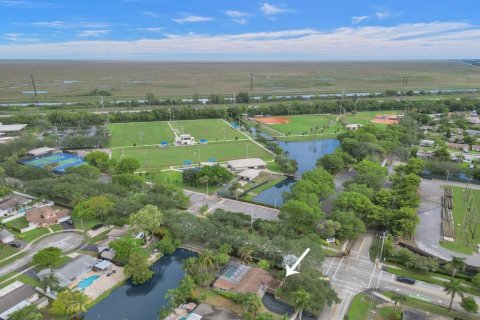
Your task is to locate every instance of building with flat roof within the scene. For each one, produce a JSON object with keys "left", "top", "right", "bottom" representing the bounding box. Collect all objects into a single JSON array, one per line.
[
  {"left": 346, "top": 124, "right": 363, "bottom": 131},
  {"left": 26, "top": 147, "right": 58, "bottom": 157},
  {"left": 213, "top": 261, "right": 279, "bottom": 297},
  {"left": 0, "top": 281, "right": 39, "bottom": 320},
  {"left": 0, "top": 123, "right": 27, "bottom": 133},
  {"left": 227, "top": 158, "right": 267, "bottom": 172},
  {"left": 238, "top": 169, "right": 260, "bottom": 182},
  {"left": 175, "top": 134, "right": 195, "bottom": 145},
  {"left": 38, "top": 255, "right": 99, "bottom": 287}
]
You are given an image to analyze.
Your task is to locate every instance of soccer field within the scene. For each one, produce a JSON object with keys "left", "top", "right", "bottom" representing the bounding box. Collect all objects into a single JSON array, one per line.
[
  {"left": 112, "top": 140, "right": 273, "bottom": 169},
  {"left": 171, "top": 119, "right": 245, "bottom": 142},
  {"left": 260, "top": 114, "right": 340, "bottom": 136},
  {"left": 441, "top": 186, "right": 480, "bottom": 255},
  {"left": 109, "top": 121, "right": 175, "bottom": 147}
]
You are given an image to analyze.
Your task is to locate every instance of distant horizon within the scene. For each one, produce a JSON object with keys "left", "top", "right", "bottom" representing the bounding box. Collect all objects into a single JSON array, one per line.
[{"left": 0, "top": 58, "right": 474, "bottom": 62}]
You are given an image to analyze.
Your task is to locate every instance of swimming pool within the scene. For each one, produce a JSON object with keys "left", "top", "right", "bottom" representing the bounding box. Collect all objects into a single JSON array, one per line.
[{"left": 77, "top": 275, "right": 100, "bottom": 290}]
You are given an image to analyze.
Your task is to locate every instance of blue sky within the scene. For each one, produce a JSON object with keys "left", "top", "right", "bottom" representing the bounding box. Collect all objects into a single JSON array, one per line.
[{"left": 0, "top": 0, "right": 479, "bottom": 59}]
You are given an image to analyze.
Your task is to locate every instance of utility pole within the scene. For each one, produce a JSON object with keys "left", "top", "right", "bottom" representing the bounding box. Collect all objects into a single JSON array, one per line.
[
  {"left": 379, "top": 231, "right": 387, "bottom": 262},
  {"left": 250, "top": 73, "right": 254, "bottom": 92},
  {"left": 30, "top": 75, "right": 38, "bottom": 97}
]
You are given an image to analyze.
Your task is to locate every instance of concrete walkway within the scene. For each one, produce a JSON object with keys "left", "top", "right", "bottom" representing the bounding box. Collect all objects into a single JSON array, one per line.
[{"left": 415, "top": 178, "right": 480, "bottom": 266}]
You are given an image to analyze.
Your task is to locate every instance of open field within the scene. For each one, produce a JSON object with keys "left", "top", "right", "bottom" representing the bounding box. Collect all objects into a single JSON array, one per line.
[
  {"left": 440, "top": 186, "right": 480, "bottom": 254},
  {"left": 258, "top": 114, "right": 340, "bottom": 136},
  {"left": 109, "top": 121, "right": 175, "bottom": 147},
  {"left": 112, "top": 141, "right": 273, "bottom": 169},
  {"left": 342, "top": 110, "right": 404, "bottom": 126},
  {"left": 172, "top": 119, "right": 243, "bottom": 142},
  {"left": 1, "top": 60, "right": 480, "bottom": 103}
]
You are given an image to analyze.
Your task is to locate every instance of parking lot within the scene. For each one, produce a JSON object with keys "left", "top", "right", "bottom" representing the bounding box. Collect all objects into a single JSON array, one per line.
[{"left": 184, "top": 190, "right": 279, "bottom": 221}]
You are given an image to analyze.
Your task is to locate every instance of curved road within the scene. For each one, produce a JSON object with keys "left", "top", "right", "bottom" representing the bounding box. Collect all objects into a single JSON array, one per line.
[{"left": 0, "top": 231, "right": 84, "bottom": 278}]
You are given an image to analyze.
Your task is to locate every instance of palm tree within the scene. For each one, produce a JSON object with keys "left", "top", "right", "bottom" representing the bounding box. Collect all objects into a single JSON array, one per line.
[
  {"left": 198, "top": 175, "right": 209, "bottom": 194},
  {"left": 198, "top": 249, "right": 215, "bottom": 272},
  {"left": 292, "top": 289, "right": 312, "bottom": 320},
  {"left": 9, "top": 304, "right": 43, "bottom": 320},
  {"left": 391, "top": 293, "right": 407, "bottom": 308},
  {"left": 444, "top": 279, "right": 463, "bottom": 311},
  {"left": 238, "top": 246, "right": 253, "bottom": 263},
  {"left": 446, "top": 257, "right": 466, "bottom": 278},
  {"left": 239, "top": 293, "right": 262, "bottom": 316},
  {"left": 40, "top": 274, "right": 59, "bottom": 293},
  {"left": 65, "top": 290, "right": 89, "bottom": 319}
]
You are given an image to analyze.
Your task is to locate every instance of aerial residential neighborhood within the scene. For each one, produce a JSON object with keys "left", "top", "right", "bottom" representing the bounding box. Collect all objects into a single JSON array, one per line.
[{"left": 1, "top": 1, "right": 480, "bottom": 320}]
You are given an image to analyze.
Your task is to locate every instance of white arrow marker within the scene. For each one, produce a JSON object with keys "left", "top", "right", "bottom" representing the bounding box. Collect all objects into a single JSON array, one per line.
[{"left": 285, "top": 248, "right": 310, "bottom": 277}]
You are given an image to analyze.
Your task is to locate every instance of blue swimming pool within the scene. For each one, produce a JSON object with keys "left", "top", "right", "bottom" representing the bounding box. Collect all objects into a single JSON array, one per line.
[{"left": 77, "top": 275, "right": 100, "bottom": 290}]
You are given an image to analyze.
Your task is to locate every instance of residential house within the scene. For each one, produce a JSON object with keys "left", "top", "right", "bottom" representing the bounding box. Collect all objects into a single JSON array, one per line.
[
  {"left": 213, "top": 261, "right": 279, "bottom": 297},
  {"left": 346, "top": 124, "right": 362, "bottom": 131},
  {"left": 419, "top": 140, "right": 435, "bottom": 147},
  {"left": 472, "top": 145, "right": 480, "bottom": 152},
  {"left": 0, "top": 194, "right": 32, "bottom": 217},
  {"left": 227, "top": 158, "right": 267, "bottom": 172},
  {"left": 0, "top": 229, "right": 14, "bottom": 244},
  {"left": 447, "top": 142, "right": 469, "bottom": 151},
  {"left": 0, "top": 123, "right": 27, "bottom": 135},
  {"left": 0, "top": 281, "right": 39, "bottom": 320},
  {"left": 25, "top": 206, "right": 70, "bottom": 227},
  {"left": 38, "top": 255, "right": 99, "bottom": 287}
]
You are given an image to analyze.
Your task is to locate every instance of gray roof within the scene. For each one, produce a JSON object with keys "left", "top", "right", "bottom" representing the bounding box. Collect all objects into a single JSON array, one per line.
[
  {"left": 0, "top": 194, "right": 31, "bottom": 211},
  {"left": 227, "top": 158, "right": 266, "bottom": 169},
  {"left": 40, "top": 255, "right": 98, "bottom": 287},
  {"left": 0, "top": 284, "right": 36, "bottom": 314},
  {"left": 0, "top": 229, "right": 13, "bottom": 240},
  {"left": 402, "top": 309, "right": 426, "bottom": 320}
]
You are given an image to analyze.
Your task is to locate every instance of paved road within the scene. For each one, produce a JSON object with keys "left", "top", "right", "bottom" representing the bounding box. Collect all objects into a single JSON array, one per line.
[
  {"left": 415, "top": 178, "right": 480, "bottom": 267},
  {"left": 0, "top": 231, "right": 84, "bottom": 278},
  {"left": 319, "top": 232, "right": 480, "bottom": 320},
  {"left": 184, "top": 190, "right": 279, "bottom": 221}
]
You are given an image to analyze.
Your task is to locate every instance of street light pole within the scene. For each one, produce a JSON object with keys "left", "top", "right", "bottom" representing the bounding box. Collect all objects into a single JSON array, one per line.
[{"left": 379, "top": 231, "right": 387, "bottom": 262}]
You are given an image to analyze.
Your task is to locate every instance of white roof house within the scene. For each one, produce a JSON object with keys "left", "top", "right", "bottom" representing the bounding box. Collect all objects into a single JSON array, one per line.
[
  {"left": 38, "top": 255, "right": 98, "bottom": 287},
  {"left": 0, "top": 124, "right": 27, "bottom": 133},
  {"left": 227, "top": 158, "right": 267, "bottom": 171},
  {"left": 0, "top": 229, "right": 14, "bottom": 244},
  {"left": 238, "top": 169, "right": 261, "bottom": 181},
  {"left": 419, "top": 139, "right": 435, "bottom": 147}
]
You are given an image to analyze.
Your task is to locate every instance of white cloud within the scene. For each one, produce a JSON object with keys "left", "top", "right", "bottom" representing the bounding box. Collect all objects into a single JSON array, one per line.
[
  {"left": 1, "top": 22, "right": 480, "bottom": 60},
  {"left": 4, "top": 33, "right": 22, "bottom": 41},
  {"left": 76, "top": 30, "right": 110, "bottom": 38},
  {"left": 142, "top": 11, "right": 159, "bottom": 18},
  {"left": 261, "top": 3, "right": 289, "bottom": 15},
  {"left": 225, "top": 10, "right": 248, "bottom": 18},
  {"left": 351, "top": 16, "right": 369, "bottom": 25},
  {"left": 375, "top": 11, "right": 391, "bottom": 19},
  {"left": 30, "top": 21, "right": 110, "bottom": 29},
  {"left": 137, "top": 27, "right": 164, "bottom": 32},
  {"left": 173, "top": 15, "right": 214, "bottom": 23},
  {"left": 0, "top": 0, "right": 50, "bottom": 8}
]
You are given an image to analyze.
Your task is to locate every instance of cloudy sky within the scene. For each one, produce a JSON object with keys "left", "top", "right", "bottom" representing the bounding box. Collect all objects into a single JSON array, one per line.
[{"left": 0, "top": 0, "right": 479, "bottom": 60}]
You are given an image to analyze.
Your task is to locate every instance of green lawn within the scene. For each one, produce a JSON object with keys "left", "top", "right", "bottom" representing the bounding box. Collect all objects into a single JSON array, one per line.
[
  {"left": 347, "top": 293, "right": 376, "bottom": 320},
  {"left": 3, "top": 217, "right": 29, "bottom": 231},
  {"left": 20, "top": 227, "right": 50, "bottom": 242},
  {"left": 50, "top": 224, "right": 63, "bottom": 232},
  {"left": 173, "top": 119, "right": 244, "bottom": 142},
  {"left": 72, "top": 217, "right": 103, "bottom": 231},
  {"left": 0, "top": 245, "right": 18, "bottom": 261},
  {"left": 112, "top": 140, "right": 273, "bottom": 169},
  {"left": 376, "top": 306, "right": 402, "bottom": 320},
  {"left": 342, "top": 110, "right": 403, "bottom": 126},
  {"left": 144, "top": 170, "right": 218, "bottom": 194},
  {"left": 109, "top": 121, "right": 175, "bottom": 147},
  {"left": 261, "top": 114, "right": 340, "bottom": 136},
  {"left": 439, "top": 186, "right": 480, "bottom": 254}
]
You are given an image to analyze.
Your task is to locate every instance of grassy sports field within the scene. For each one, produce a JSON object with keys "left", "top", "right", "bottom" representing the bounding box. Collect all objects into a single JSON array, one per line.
[
  {"left": 260, "top": 114, "right": 340, "bottom": 136},
  {"left": 112, "top": 140, "right": 273, "bottom": 169},
  {"left": 109, "top": 121, "right": 175, "bottom": 147},
  {"left": 171, "top": 119, "right": 245, "bottom": 142},
  {"left": 341, "top": 110, "right": 403, "bottom": 126},
  {"left": 440, "top": 186, "right": 480, "bottom": 255}
]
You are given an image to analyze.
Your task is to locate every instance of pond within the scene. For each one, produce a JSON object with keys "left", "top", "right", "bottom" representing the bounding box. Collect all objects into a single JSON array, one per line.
[
  {"left": 252, "top": 139, "right": 340, "bottom": 207},
  {"left": 85, "top": 249, "right": 196, "bottom": 320}
]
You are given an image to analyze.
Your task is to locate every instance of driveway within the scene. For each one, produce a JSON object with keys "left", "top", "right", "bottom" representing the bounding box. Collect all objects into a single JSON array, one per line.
[
  {"left": 184, "top": 190, "right": 279, "bottom": 221},
  {"left": 415, "top": 178, "right": 480, "bottom": 266},
  {"left": 0, "top": 231, "right": 84, "bottom": 278}
]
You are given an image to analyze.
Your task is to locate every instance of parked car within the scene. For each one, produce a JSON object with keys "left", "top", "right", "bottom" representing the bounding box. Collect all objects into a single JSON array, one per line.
[
  {"left": 66, "top": 219, "right": 74, "bottom": 225},
  {"left": 395, "top": 276, "right": 416, "bottom": 285},
  {"left": 9, "top": 242, "right": 21, "bottom": 248},
  {"left": 92, "top": 223, "right": 105, "bottom": 230}
]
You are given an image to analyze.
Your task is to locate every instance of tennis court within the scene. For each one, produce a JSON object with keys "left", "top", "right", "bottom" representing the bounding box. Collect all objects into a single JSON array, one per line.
[{"left": 19, "top": 152, "right": 86, "bottom": 174}]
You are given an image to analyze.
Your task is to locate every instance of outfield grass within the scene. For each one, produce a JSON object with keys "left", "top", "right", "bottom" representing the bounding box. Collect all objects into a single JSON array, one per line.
[
  {"left": 347, "top": 293, "right": 376, "bottom": 320},
  {"left": 261, "top": 114, "right": 340, "bottom": 136},
  {"left": 439, "top": 186, "right": 480, "bottom": 255},
  {"left": 109, "top": 121, "right": 175, "bottom": 147},
  {"left": 173, "top": 119, "right": 244, "bottom": 142},
  {"left": 112, "top": 141, "right": 273, "bottom": 169},
  {"left": 342, "top": 110, "right": 403, "bottom": 126}
]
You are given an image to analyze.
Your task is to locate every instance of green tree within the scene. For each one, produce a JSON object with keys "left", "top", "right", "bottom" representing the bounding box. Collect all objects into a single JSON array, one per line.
[
  {"left": 236, "top": 92, "right": 250, "bottom": 103},
  {"left": 0, "top": 167, "right": 6, "bottom": 187},
  {"left": 239, "top": 293, "right": 262, "bottom": 316},
  {"left": 84, "top": 151, "right": 110, "bottom": 172},
  {"left": 472, "top": 273, "right": 480, "bottom": 288},
  {"left": 116, "top": 157, "right": 140, "bottom": 174},
  {"left": 33, "top": 247, "right": 62, "bottom": 268},
  {"left": 73, "top": 195, "right": 113, "bottom": 221},
  {"left": 461, "top": 296, "right": 478, "bottom": 313},
  {"left": 443, "top": 279, "right": 463, "bottom": 311},
  {"left": 112, "top": 174, "right": 145, "bottom": 191},
  {"left": 333, "top": 192, "right": 379, "bottom": 223},
  {"left": 40, "top": 274, "right": 60, "bottom": 293},
  {"left": 280, "top": 200, "right": 322, "bottom": 234},
  {"left": 433, "top": 148, "right": 451, "bottom": 161},
  {"left": 124, "top": 251, "right": 154, "bottom": 285},
  {"left": 446, "top": 257, "right": 466, "bottom": 278},
  {"left": 352, "top": 160, "right": 388, "bottom": 190},
  {"left": 9, "top": 305, "right": 43, "bottom": 320},
  {"left": 391, "top": 293, "right": 407, "bottom": 307},
  {"left": 292, "top": 289, "right": 312, "bottom": 320},
  {"left": 110, "top": 236, "right": 142, "bottom": 261},
  {"left": 197, "top": 249, "right": 215, "bottom": 272},
  {"left": 129, "top": 204, "right": 164, "bottom": 235},
  {"left": 258, "top": 259, "right": 270, "bottom": 270},
  {"left": 330, "top": 211, "right": 366, "bottom": 239},
  {"left": 50, "top": 289, "right": 90, "bottom": 319},
  {"left": 165, "top": 275, "right": 196, "bottom": 306},
  {"left": 65, "top": 164, "right": 101, "bottom": 179},
  {"left": 404, "top": 158, "right": 424, "bottom": 176},
  {"left": 317, "top": 153, "right": 344, "bottom": 174},
  {"left": 238, "top": 246, "right": 253, "bottom": 263}
]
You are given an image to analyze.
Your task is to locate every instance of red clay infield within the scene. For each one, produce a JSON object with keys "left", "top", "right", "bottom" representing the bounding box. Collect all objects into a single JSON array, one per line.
[{"left": 254, "top": 117, "right": 290, "bottom": 124}]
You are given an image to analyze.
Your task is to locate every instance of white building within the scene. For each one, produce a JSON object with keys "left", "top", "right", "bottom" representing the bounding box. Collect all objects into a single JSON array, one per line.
[
  {"left": 0, "top": 124, "right": 27, "bottom": 133},
  {"left": 175, "top": 134, "right": 195, "bottom": 145},
  {"left": 227, "top": 158, "right": 267, "bottom": 172},
  {"left": 419, "top": 139, "right": 435, "bottom": 147},
  {"left": 238, "top": 169, "right": 261, "bottom": 182},
  {"left": 346, "top": 124, "right": 363, "bottom": 131},
  {"left": 26, "top": 147, "right": 58, "bottom": 157}
]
